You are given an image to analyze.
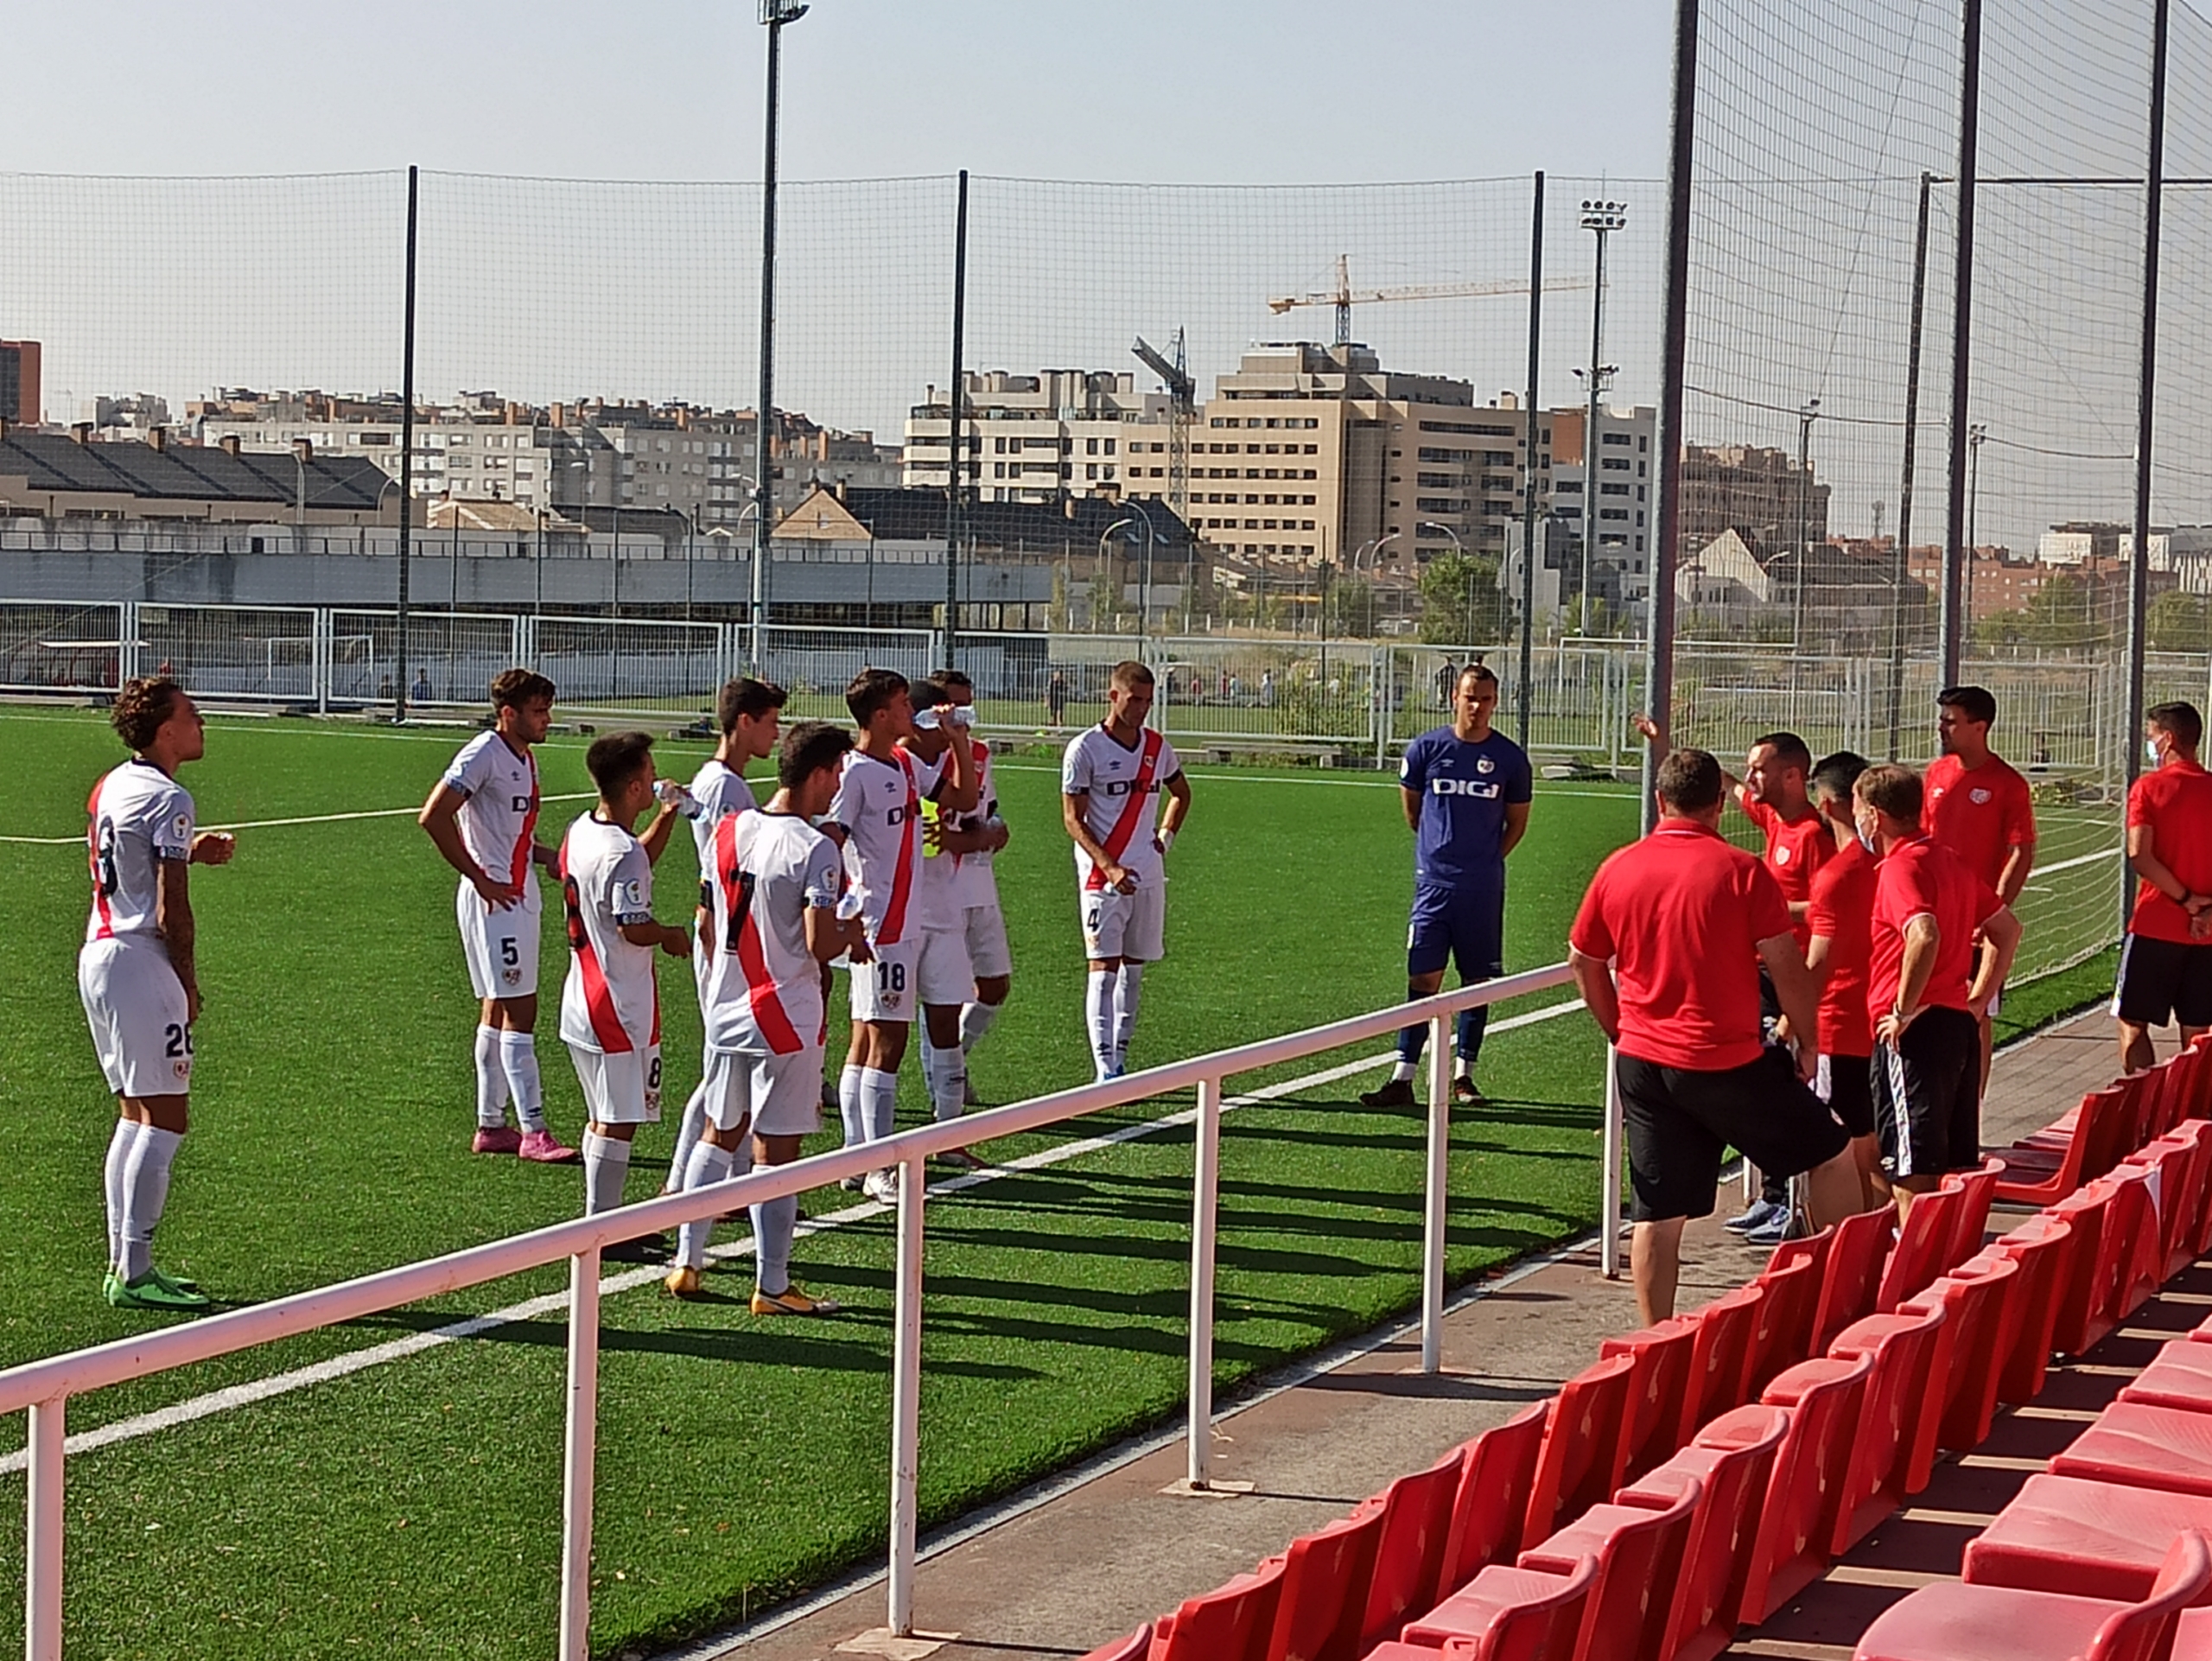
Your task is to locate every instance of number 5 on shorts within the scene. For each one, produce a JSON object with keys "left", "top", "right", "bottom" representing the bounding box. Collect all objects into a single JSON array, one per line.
[{"left": 499, "top": 937, "right": 519, "bottom": 967}]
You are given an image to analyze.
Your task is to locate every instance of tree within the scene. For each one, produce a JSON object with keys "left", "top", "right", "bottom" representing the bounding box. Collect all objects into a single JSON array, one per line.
[
  {"left": 2018, "top": 571, "right": 2113, "bottom": 650},
  {"left": 2148, "top": 589, "right": 2212, "bottom": 653},
  {"left": 1418, "top": 552, "right": 1512, "bottom": 646}
]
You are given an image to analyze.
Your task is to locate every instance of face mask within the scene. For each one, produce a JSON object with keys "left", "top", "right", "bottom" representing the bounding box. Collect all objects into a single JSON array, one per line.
[
  {"left": 2148, "top": 738, "right": 2164, "bottom": 767},
  {"left": 1854, "top": 814, "right": 1878, "bottom": 854}
]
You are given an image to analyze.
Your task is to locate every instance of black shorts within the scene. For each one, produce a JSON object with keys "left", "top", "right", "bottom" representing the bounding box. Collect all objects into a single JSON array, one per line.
[
  {"left": 1618, "top": 1048, "right": 1852, "bottom": 1224},
  {"left": 1819, "top": 1052, "right": 1876, "bottom": 1138},
  {"left": 2115, "top": 933, "right": 2212, "bottom": 1031},
  {"left": 1873, "top": 1006, "right": 1981, "bottom": 1181}
]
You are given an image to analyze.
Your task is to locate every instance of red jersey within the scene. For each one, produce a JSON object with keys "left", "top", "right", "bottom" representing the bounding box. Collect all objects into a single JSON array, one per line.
[
  {"left": 1570, "top": 818, "right": 1795, "bottom": 1072},
  {"left": 1806, "top": 837, "right": 1878, "bottom": 1058},
  {"left": 2127, "top": 757, "right": 2212, "bottom": 945},
  {"left": 1742, "top": 796, "right": 1832, "bottom": 947},
  {"left": 1923, "top": 753, "right": 2035, "bottom": 894},
  {"left": 1868, "top": 836, "right": 2003, "bottom": 1021}
]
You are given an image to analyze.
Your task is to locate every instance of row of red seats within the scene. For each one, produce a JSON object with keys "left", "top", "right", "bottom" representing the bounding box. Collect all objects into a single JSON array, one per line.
[
  {"left": 1077, "top": 1039, "right": 2212, "bottom": 1661},
  {"left": 1995, "top": 1034, "right": 2212, "bottom": 1206}
]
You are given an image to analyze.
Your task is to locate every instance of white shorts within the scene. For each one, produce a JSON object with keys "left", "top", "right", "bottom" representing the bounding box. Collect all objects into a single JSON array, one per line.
[
  {"left": 1080, "top": 880, "right": 1166, "bottom": 964},
  {"left": 569, "top": 1043, "right": 664, "bottom": 1126},
  {"left": 699, "top": 1046, "right": 822, "bottom": 1138},
  {"left": 918, "top": 922, "right": 976, "bottom": 1008},
  {"left": 457, "top": 881, "right": 540, "bottom": 1001},
  {"left": 850, "top": 938, "right": 919, "bottom": 1024},
  {"left": 78, "top": 936, "right": 193, "bottom": 1098},
  {"left": 963, "top": 903, "right": 1013, "bottom": 981}
]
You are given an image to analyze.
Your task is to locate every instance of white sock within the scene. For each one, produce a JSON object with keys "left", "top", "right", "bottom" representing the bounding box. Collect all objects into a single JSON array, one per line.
[
  {"left": 1390, "top": 1059, "right": 1419, "bottom": 1084},
  {"left": 1454, "top": 1057, "right": 1474, "bottom": 1079},
  {"left": 1086, "top": 969, "right": 1115, "bottom": 1078},
  {"left": 666, "top": 1080, "right": 710, "bottom": 1193},
  {"left": 862, "top": 1066, "right": 899, "bottom": 1142},
  {"left": 753, "top": 1192, "right": 798, "bottom": 1296},
  {"left": 474, "top": 1024, "right": 506, "bottom": 1130},
  {"left": 104, "top": 1119, "right": 141, "bottom": 1272},
  {"left": 1111, "top": 964, "right": 1144, "bottom": 1073},
  {"left": 497, "top": 1031, "right": 545, "bottom": 1133},
  {"left": 121, "top": 1125, "right": 181, "bottom": 1283},
  {"left": 839, "top": 1064, "right": 867, "bottom": 1147},
  {"left": 582, "top": 1131, "right": 631, "bottom": 1216},
  {"left": 925, "top": 1037, "right": 967, "bottom": 1123},
  {"left": 959, "top": 999, "right": 1001, "bottom": 1056},
  {"left": 675, "top": 1140, "right": 737, "bottom": 1269}
]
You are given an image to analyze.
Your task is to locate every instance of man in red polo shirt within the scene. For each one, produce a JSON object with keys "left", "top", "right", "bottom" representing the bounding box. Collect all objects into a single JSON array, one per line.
[
  {"left": 1923, "top": 686, "right": 2037, "bottom": 1091},
  {"left": 1570, "top": 748, "right": 1860, "bottom": 1325},
  {"left": 1805, "top": 750, "right": 1881, "bottom": 1205},
  {"left": 1857, "top": 763, "right": 2023, "bottom": 1218},
  {"left": 2116, "top": 701, "right": 2212, "bottom": 1072}
]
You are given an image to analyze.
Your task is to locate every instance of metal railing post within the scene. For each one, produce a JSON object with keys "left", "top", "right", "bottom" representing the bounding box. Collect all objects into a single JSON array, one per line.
[
  {"left": 1600, "top": 1046, "right": 1624, "bottom": 1280},
  {"left": 556, "top": 1249, "right": 601, "bottom": 1661},
  {"left": 887, "top": 1152, "right": 926, "bottom": 1637},
  {"left": 1186, "top": 1073, "right": 1224, "bottom": 1488},
  {"left": 1421, "top": 1009, "right": 1452, "bottom": 1372},
  {"left": 26, "top": 1395, "right": 64, "bottom": 1661}
]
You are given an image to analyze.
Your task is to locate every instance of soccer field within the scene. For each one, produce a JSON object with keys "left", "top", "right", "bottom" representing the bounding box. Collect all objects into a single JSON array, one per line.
[{"left": 0, "top": 705, "right": 2116, "bottom": 1658}]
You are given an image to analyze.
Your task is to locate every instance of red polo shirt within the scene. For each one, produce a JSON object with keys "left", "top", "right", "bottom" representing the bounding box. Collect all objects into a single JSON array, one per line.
[
  {"left": 1570, "top": 818, "right": 1795, "bottom": 1072},
  {"left": 1806, "top": 836, "right": 1878, "bottom": 1058},
  {"left": 1868, "top": 836, "right": 2003, "bottom": 1021},
  {"left": 1743, "top": 795, "right": 1833, "bottom": 948},
  {"left": 2128, "top": 757, "right": 2212, "bottom": 945},
  {"left": 1923, "top": 752, "right": 2036, "bottom": 894}
]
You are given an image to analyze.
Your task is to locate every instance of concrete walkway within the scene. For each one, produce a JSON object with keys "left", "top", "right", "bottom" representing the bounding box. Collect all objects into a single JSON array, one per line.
[{"left": 692, "top": 1007, "right": 2136, "bottom": 1661}]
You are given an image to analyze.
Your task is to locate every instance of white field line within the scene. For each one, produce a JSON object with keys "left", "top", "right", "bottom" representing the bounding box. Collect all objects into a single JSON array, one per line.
[
  {"left": 0, "top": 792, "right": 600, "bottom": 847},
  {"left": 0, "top": 996, "right": 1586, "bottom": 1475}
]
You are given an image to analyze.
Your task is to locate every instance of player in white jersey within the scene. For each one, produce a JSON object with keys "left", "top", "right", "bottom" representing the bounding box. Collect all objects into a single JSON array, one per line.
[
  {"left": 823, "top": 667, "right": 976, "bottom": 1203},
  {"left": 900, "top": 679, "right": 991, "bottom": 1168},
  {"left": 79, "top": 678, "right": 235, "bottom": 1310},
  {"left": 665, "top": 721, "right": 868, "bottom": 1311},
  {"left": 418, "top": 669, "right": 577, "bottom": 1163},
  {"left": 558, "top": 731, "right": 690, "bottom": 1260},
  {"left": 933, "top": 671, "right": 1014, "bottom": 1108},
  {"left": 1062, "top": 660, "right": 1193, "bottom": 1079},
  {"left": 661, "top": 676, "right": 788, "bottom": 1194}
]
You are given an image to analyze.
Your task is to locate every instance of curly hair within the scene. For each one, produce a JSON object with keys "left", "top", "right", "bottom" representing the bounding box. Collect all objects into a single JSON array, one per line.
[{"left": 111, "top": 678, "right": 184, "bottom": 753}]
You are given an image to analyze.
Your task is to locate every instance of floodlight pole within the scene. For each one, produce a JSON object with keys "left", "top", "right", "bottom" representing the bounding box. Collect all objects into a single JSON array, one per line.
[
  {"left": 752, "top": 0, "right": 809, "bottom": 673},
  {"left": 1520, "top": 170, "right": 1544, "bottom": 745},
  {"left": 395, "top": 164, "right": 418, "bottom": 724},
  {"left": 1888, "top": 170, "right": 1935, "bottom": 761},
  {"left": 1939, "top": 0, "right": 1984, "bottom": 688},
  {"left": 944, "top": 169, "right": 970, "bottom": 664},
  {"left": 1578, "top": 200, "right": 1627, "bottom": 638},
  {"left": 2125, "top": 0, "right": 2171, "bottom": 930}
]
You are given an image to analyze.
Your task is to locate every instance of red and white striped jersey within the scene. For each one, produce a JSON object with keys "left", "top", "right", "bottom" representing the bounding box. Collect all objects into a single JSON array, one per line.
[
  {"left": 949, "top": 740, "right": 1001, "bottom": 911},
  {"left": 828, "top": 747, "right": 944, "bottom": 947},
  {"left": 1062, "top": 724, "right": 1180, "bottom": 890},
  {"left": 442, "top": 732, "right": 542, "bottom": 912},
  {"left": 700, "top": 809, "right": 842, "bottom": 1055},
  {"left": 687, "top": 757, "right": 759, "bottom": 868},
  {"left": 85, "top": 760, "right": 195, "bottom": 944},
  {"left": 556, "top": 813, "right": 660, "bottom": 1055}
]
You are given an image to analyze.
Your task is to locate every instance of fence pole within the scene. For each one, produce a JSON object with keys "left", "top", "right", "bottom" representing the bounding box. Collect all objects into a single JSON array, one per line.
[
  {"left": 1939, "top": 0, "right": 1984, "bottom": 689},
  {"left": 118, "top": 601, "right": 140, "bottom": 686},
  {"left": 556, "top": 1248, "right": 601, "bottom": 1661},
  {"left": 1600, "top": 1047, "right": 1624, "bottom": 1280},
  {"left": 395, "top": 164, "right": 418, "bottom": 724},
  {"left": 25, "top": 1396, "right": 64, "bottom": 1661},
  {"left": 2124, "top": 0, "right": 2171, "bottom": 934},
  {"left": 1643, "top": 0, "right": 1698, "bottom": 833},
  {"left": 1421, "top": 1009, "right": 1452, "bottom": 1373},
  {"left": 943, "top": 169, "right": 970, "bottom": 664},
  {"left": 1520, "top": 170, "right": 1545, "bottom": 746},
  {"left": 750, "top": 3, "right": 794, "bottom": 676},
  {"left": 887, "top": 1152, "right": 926, "bottom": 1637},
  {"left": 1186, "top": 1073, "right": 1224, "bottom": 1488},
  {"left": 1889, "top": 170, "right": 1934, "bottom": 762}
]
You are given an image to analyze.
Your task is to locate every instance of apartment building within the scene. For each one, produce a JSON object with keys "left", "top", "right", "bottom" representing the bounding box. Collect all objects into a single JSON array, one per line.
[
  {"left": 903, "top": 370, "right": 1173, "bottom": 503},
  {"left": 1548, "top": 403, "right": 1659, "bottom": 608}
]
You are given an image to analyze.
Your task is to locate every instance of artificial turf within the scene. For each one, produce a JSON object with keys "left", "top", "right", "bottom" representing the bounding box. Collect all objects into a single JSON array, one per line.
[{"left": 0, "top": 704, "right": 2120, "bottom": 1658}]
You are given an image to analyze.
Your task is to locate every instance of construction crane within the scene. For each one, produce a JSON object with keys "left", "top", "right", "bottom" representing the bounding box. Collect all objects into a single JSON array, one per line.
[
  {"left": 1269, "top": 254, "right": 1592, "bottom": 346},
  {"left": 1130, "top": 329, "right": 1193, "bottom": 524}
]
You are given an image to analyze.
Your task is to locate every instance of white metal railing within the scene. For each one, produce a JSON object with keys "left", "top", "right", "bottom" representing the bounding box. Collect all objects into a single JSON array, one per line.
[{"left": 1, "top": 964, "right": 1590, "bottom": 1660}]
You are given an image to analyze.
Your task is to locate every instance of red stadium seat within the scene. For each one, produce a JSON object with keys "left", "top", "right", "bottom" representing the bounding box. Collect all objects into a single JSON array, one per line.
[
  {"left": 1261, "top": 1506, "right": 1382, "bottom": 1661},
  {"left": 1746, "top": 1249, "right": 1824, "bottom": 1395},
  {"left": 1677, "top": 1282, "right": 1764, "bottom": 1445},
  {"left": 1357, "top": 1448, "right": 1466, "bottom": 1653},
  {"left": 2123, "top": 1131, "right": 2210, "bottom": 1282},
  {"left": 1617, "top": 1404, "right": 1789, "bottom": 1661},
  {"left": 1396, "top": 1551, "right": 1599, "bottom": 1659},
  {"left": 1075, "top": 1626, "right": 1151, "bottom": 1661},
  {"left": 1966, "top": 1473, "right": 2212, "bottom": 1602},
  {"left": 1852, "top": 1527, "right": 2210, "bottom": 1661},
  {"left": 1809, "top": 1208, "right": 1891, "bottom": 1355},
  {"left": 1152, "top": 1555, "right": 1286, "bottom": 1661},
  {"left": 1516, "top": 1473, "right": 1701, "bottom": 1661},
  {"left": 2120, "top": 1339, "right": 2212, "bottom": 1415},
  {"left": 1437, "top": 1403, "right": 1550, "bottom": 1597},
  {"left": 1826, "top": 1300, "right": 1949, "bottom": 1549},
  {"left": 2106, "top": 1171, "right": 2167, "bottom": 1326},
  {"left": 2167, "top": 1119, "right": 2212, "bottom": 1259},
  {"left": 1876, "top": 1187, "right": 1962, "bottom": 1314},
  {"left": 2051, "top": 1179, "right": 2121, "bottom": 1357},
  {"left": 1989, "top": 1213, "right": 2078, "bottom": 1404},
  {"left": 1522, "top": 1352, "right": 1636, "bottom": 1551},
  {"left": 1740, "top": 1350, "right": 1874, "bottom": 1623},
  {"left": 1918, "top": 1254, "right": 2024, "bottom": 1454},
  {"left": 2051, "top": 1401, "right": 2212, "bottom": 1499},
  {"left": 1599, "top": 1318, "right": 1700, "bottom": 1483},
  {"left": 1998, "top": 1085, "right": 2128, "bottom": 1207},
  {"left": 1941, "top": 1161, "right": 2004, "bottom": 1271}
]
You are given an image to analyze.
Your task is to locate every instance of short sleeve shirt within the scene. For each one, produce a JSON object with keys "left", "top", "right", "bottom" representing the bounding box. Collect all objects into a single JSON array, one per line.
[
  {"left": 2127, "top": 758, "right": 2212, "bottom": 944},
  {"left": 1568, "top": 818, "right": 1795, "bottom": 1072},
  {"left": 1063, "top": 724, "right": 1182, "bottom": 890},
  {"left": 442, "top": 732, "right": 543, "bottom": 912},
  {"left": 1805, "top": 837, "right": 1878, "bottom": 1058},
  {"left": 829, "top": 748, "right": 944, "bottom": 946},
  {"left": 1867, "top": 837, "right": 2003, "bottom": 1021},
  {"left": 1741, "top": 797, "right": 1833, "bottom": 947},
  {"left": 688, "top": 758, "right": 759, "bottom": 869},
  {"left": 700, "top": 809, "right": 842, "bottom": 1054},
  {"left": 86, "top": 759, "right": 195, "bottom": 944},
  {"left": 1399, "top": 727, "right": 1534, "bottom": 889},
  {"left": 556, "top": 813, "right": 660, "bottom": 1054},
  {"left": 1923, "top": 754, "right": 2036, "bottom": 893}
]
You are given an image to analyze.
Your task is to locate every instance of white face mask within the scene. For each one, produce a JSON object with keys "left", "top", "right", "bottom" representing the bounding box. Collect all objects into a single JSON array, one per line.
[{"left": 2148, "top": 737, "right": 2164, "bottom": 767}]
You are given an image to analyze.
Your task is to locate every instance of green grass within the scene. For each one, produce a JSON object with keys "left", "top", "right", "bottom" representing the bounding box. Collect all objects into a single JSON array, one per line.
[{"left": 0, "top": 708, "right": 2122, "bottom": 1658}]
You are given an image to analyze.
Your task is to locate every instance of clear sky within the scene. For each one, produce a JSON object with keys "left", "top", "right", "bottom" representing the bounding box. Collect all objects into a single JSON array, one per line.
[{"left": 5, "top": 1, "right": 1674, "bottom": 184}]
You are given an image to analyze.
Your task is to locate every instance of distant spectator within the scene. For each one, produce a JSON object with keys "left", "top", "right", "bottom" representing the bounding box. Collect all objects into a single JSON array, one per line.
[
  {"left": 1046, "top": 671, "right": 1067, "bottom": 729},
  {"left": 410, "top": 668, "right": 434, "bottom": 704},
  {"left": 379, "top": 674, "right": 395, "bottom": 702},
  {"left": 1259, "top": 670, "right": 1275, "bottom": 708},
  {"left": 1436, "top": 659, "right": 1458, "bottom": 710}
]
